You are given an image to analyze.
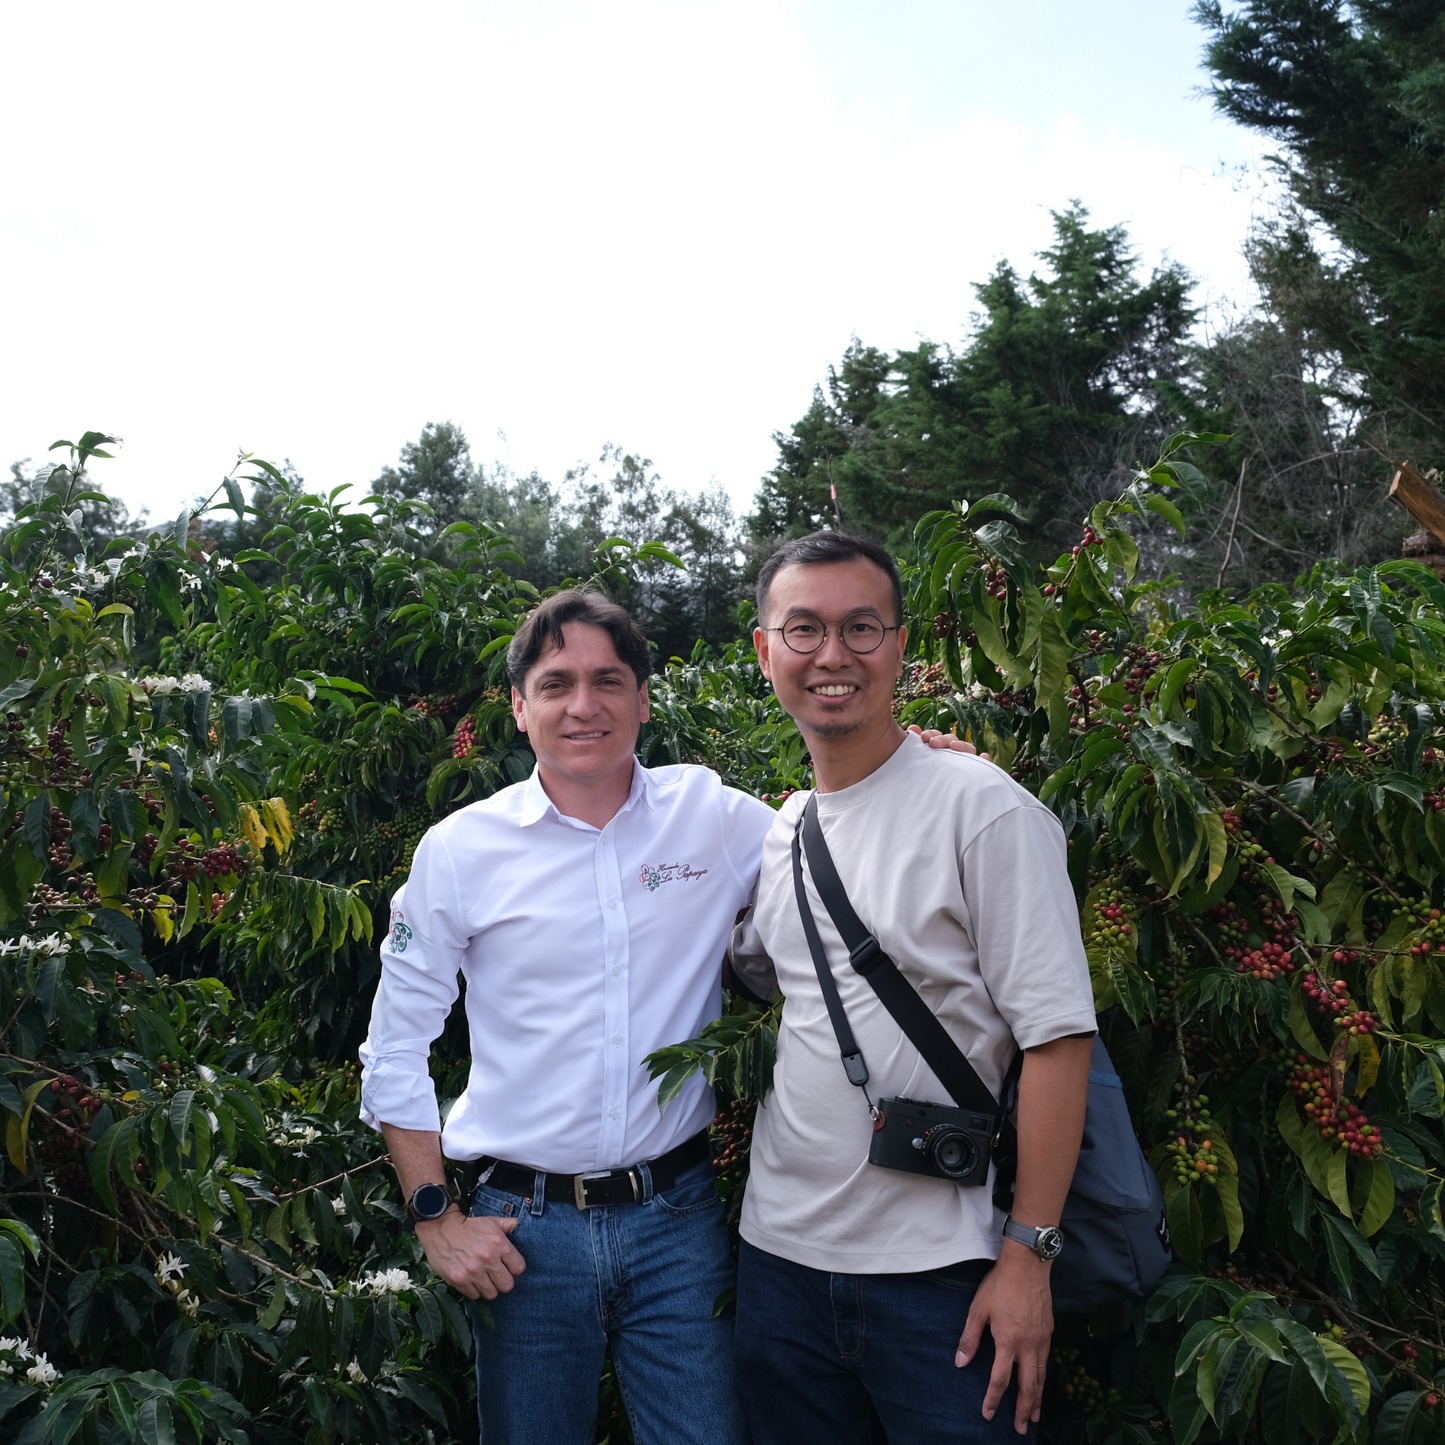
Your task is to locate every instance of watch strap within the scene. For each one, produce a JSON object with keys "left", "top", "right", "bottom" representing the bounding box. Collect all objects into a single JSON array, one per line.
[{"left": 1003, "top": 1216, "right": 1062, "bottom": 1258}]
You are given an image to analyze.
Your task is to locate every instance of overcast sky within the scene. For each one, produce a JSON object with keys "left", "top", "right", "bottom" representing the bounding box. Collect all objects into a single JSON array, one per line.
[{"left": 0, "top": 1, "right": 1265, "bottom": 528}]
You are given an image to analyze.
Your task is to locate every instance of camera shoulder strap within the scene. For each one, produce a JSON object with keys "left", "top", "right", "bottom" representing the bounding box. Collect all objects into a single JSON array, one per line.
[
  {"left": 791, "top": 815, "right": 871, "bottom": 1090},
  {"left": 798, "top": 793, "right": 1000, "bottom": 1118}
]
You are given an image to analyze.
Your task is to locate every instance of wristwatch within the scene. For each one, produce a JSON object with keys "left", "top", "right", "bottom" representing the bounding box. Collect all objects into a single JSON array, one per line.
[
  {"left": 406, "top": 1182, "right": 453, "bottom": 1228},
  {"left": 1003, "top": 1216, "right": 1064, "bottom": 1261}
]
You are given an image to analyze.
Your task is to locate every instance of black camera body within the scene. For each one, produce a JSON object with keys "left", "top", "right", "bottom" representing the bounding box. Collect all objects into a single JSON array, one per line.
[{"left": 869, "top": 1096, "right": 997, "bottom": 1187}]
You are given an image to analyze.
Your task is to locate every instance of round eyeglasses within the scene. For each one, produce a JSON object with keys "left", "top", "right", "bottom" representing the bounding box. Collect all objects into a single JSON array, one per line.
[{"left": 764, "top": 613, "right": 900, "bottom": 655}]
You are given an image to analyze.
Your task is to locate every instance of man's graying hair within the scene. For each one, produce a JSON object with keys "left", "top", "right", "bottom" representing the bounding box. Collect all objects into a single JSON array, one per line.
[
  {"left": 755, "top": 531, "right": 904, "bottom": 626},
  {"left": 507, "top": 588, "right": 652, "bottom": 691}
]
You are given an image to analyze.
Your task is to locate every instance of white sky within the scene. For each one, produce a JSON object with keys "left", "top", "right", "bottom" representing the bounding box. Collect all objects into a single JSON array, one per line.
[{"left": 0, "top": 1, "right": 1266, "bottom": 528}]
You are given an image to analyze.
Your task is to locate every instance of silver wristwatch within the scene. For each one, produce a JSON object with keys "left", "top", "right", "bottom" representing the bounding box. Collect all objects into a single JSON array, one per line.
[{"left": 1003, "top": 1216, "right": 1064, "bottom": 1261}]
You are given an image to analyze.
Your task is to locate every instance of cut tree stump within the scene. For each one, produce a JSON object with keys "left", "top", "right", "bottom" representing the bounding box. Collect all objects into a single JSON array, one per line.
[{"left": 1389, "top": 462, "right": 1445, "bottom": 578}]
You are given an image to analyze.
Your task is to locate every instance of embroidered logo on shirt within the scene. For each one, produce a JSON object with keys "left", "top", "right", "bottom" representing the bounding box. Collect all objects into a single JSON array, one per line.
[
  {"left": 388, "top": 909, "right": 413, "bottom": 954},
  {"left": 639, "top": 862, "right": 709, "bottom": 891}
]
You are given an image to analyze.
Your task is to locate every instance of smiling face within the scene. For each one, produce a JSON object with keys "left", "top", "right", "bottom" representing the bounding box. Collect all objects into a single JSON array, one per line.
[
  {"left": 512, "top": 621, "right": 649, "bottom": 793},
  {"left": 755, "top": 557, "right": 907, "bottom": 744}
]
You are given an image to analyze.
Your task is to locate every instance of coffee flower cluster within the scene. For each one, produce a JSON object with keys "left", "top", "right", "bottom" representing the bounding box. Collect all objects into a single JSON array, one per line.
[
  {"left": 359, "top": 1268, "right": 412, "bottom": 1296},
  {"left": 0, "top": 1336, "right": 59, "bottom": 1387},
  {"left": 139, "top": 674, "right": 209, "bottom": 695}
]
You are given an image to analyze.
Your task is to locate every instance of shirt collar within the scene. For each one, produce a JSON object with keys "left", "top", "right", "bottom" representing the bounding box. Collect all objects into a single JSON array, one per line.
[{"left": 517, "top": 756, "right": 653, "bottom": 828}]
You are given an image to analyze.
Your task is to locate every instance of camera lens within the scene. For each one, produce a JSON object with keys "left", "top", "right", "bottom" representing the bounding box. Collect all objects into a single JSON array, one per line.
[{"left": 922, "top": 1125, "right": 978, "bottom": 1180}]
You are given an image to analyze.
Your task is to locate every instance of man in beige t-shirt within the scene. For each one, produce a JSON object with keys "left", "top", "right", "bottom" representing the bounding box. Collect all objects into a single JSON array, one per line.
[{"left": 731, "top": 532, "right": 1095, "bottom": 1444}]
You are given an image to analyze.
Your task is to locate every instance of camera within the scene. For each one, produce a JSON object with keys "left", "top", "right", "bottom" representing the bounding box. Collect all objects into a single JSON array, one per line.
[{"left": 869, "top": 1096, "right": 997, "bottom": 1186}]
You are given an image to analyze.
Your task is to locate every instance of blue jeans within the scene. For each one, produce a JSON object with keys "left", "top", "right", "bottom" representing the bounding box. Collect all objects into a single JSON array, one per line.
[
  {"left": 468, "top": 1159, "right": 745, "bottom": 1445},
  {"left": 734, "top": 1240, "right": 1032, "bottom": 1445}
]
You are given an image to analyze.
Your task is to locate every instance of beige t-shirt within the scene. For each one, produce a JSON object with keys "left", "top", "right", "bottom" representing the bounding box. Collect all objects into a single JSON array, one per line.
[{"left": 732, "top": 731, "right": 1095, "bottom": 1273}]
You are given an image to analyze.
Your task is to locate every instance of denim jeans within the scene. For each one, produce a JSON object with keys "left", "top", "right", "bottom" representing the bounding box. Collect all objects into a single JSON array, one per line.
[
  {"left": 734, "top": 1239, "right": 1032, "bottom": 1445},
  {"left": 467, "top": 1159, "right": 745, "bottom": 1445}
]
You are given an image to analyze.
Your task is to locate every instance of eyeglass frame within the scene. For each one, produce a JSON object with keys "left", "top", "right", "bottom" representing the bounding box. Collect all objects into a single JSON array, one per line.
[{"left": 760, "top": 611, "right": 903, "bottom": 656}]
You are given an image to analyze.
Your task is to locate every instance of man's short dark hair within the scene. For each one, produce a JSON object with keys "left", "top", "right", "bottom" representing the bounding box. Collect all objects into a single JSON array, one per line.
[
  {"left": 755, "top": 531, "right": 904, "bottom": 626},
  {"left": 507, "top": 588, "right": 652, "bottom": 691}
]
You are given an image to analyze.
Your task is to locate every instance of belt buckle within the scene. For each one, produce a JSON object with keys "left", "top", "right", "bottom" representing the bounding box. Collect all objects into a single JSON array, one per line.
[{"left": 574, "top": 1171, "right": 611, "bottom": 1209}]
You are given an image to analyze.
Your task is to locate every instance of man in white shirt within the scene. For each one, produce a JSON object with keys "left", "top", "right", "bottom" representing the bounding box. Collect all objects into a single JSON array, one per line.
[
  {"left": 359, "top": 589, "right": 775, "bottom": 1444},
  {"left": 729, "top": 532, "right": 1097, "bottom": 1444}
]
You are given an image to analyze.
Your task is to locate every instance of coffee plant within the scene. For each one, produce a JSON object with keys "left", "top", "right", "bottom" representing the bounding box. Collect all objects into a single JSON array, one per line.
[
  {"left": 0, "top": 435, "right": 711, "bottom": 1443},
  {"left": 7, "top": 424, "right": 1445, "bottom": 1443},
  {"left": 648, "top": 432, "right": 1445, "bottom": 1445}
]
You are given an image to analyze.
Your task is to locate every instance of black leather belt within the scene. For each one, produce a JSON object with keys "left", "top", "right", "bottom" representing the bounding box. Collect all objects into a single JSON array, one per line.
[{"left": 477, "top": 1129, "right": 712, "bottom": 1209}]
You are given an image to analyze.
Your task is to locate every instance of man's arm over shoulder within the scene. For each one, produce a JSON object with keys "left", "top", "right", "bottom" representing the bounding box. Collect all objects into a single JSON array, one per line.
[
  {"left": 359, "top": 825, "right": 471, "bottom": 1135},
  {"left": 726, "top": 903, "right": 777, "bottom": 1004},
  {"left": 718, "top": 782, "right": 786, "bottom": 1000}
]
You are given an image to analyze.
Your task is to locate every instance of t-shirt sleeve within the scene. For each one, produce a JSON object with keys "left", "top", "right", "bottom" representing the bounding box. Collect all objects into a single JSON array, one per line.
[
  {"left": 358, "top": 827, "right": 469, "bottom": 1134},
  {"left": 962, "top": 804, "right": 1096, "bottom": 1050}
]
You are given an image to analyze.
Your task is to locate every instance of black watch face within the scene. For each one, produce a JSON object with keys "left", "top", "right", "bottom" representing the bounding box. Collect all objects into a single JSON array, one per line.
[
  {"left": 1037, "top": 1227, "right": 1064, "bottom": 1261},
  {"left": 412, "top": 1183, "right": 450, "bottom": 1220}
]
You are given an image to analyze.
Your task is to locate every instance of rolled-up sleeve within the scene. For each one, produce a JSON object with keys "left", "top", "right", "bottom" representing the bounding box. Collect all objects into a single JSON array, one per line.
[{"left": 359, "top": 828, "right": 469, "bottom": 1133}]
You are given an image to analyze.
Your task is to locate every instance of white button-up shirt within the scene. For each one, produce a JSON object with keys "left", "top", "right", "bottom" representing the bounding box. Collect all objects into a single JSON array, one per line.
[{"left": 359, "top": 761, "right": 775, "bottom": 1173}]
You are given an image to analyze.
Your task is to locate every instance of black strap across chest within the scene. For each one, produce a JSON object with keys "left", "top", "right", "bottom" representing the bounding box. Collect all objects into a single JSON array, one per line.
[{"left": 791, "top": 792, "right": 1002, "bottom": 1119}]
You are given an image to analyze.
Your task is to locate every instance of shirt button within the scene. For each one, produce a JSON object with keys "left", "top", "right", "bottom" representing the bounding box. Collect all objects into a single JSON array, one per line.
[
  {"left": 611, "top": 965, "right": 622, "bottom": 977},
  {"left": 608, "top": 899, "right": 619, "bottom": 909},
  {"left": 609, "top": 1105, "right": 622, "bottom": 1120},
  {"left": 612, "top": 1034, "right": 623, "bottom": 1046}
]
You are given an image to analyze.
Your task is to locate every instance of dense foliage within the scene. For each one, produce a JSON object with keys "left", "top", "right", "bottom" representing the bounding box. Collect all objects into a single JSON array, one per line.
[
  {"left": 750, "top": 206, "right": 1197, "bottom": 561},
  {"left": 748, "top": 206, "right": 1414, "bottom": 597},
  {"left": 0, "top": 435, "right": 700, "bottom": 1444},
  {"left": 1196, "top": 0, "right": 1445, "bottom": 451},
  {"left": 5, "top": 425, "right": 1445, "bottom": 1445}
]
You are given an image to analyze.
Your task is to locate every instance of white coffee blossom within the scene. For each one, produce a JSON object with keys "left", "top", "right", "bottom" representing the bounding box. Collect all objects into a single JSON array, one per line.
[
  {"left": 331, "top": 1195, "right": 347, "bottom": 1217},
  {"left": 141, "top": 675, "right": 181, "bottom": 695},
  {"left": 359, "top": 1268, "right": 411, "bottom": 1296},
  {"left": 179, "top": 572, "right": 202, "bottom": 597},
  {"left": 0, "top": 936, "right": 64, "bottom": 959},
  {"left": 290, "top": 1126, "right": 320, "bottom": 1145},
  {"left": 175, "top": 1288, "right": 199, "bottom": 1319},
  {"left": 346, "top": 1359, "right": 367, "bottom": 1382},
  {"left": 0, "top": 1335, "right": 33, "bottom": 1375},
  {"left": 25, "top": 1353, "right": 59, "bottom": 1386},
  {"left": 180, "top": 673, "right": 209, "bottom": 692},
  {"left": 155, "top": 1251, "right": 187, "bottom": 1287}
]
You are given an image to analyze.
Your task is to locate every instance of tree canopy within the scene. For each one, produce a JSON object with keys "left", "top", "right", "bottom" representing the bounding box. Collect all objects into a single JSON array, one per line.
[
  {"left": 1196, "top": 0, "right": 1445, "bottom": 450},
  {"left": 749, "top": 206, "right": 1196, "bottom": 560}
]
